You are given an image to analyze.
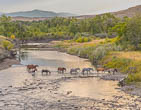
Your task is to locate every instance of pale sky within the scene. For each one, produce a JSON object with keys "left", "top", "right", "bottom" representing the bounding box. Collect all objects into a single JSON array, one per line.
[{"left": 0, "top": 0, "right": 141, "bottom": 15}]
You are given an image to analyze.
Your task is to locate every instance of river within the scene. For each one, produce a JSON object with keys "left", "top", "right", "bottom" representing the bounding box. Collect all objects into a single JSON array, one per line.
[{"left": 0, "top": 49, "right": 140, "bottom": 109}]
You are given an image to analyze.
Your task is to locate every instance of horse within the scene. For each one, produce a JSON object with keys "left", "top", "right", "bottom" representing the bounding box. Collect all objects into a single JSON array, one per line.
[
  {"left": 27, "top": 64, "right": 39, "bottom": 71},
  {"left": 87, "top": 68, "right": 94, "bottom": 73},
  {"left": 41, "top": 69, "right": 51, "bottom": 76},
  {"left": 70, "top": 68, "right": 80, "bottom": 74},
  {"left": 82, "top": 68, "right": 94, "bottom": 75},
  {"left": 107, "top": 68, "right": 118, "bottom": 75},
  {"left": 58, "top": 67, "right": 66, "bottom": 74},
  {"left": 96, "top": 68, "right": 105, "bottom": 73}
]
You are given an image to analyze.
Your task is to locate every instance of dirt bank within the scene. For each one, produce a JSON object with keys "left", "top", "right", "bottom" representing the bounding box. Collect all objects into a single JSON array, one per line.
[
  {"left": 0, "top": 58, "right": 20, "bottom": 70},
  {"left": 0, "top": 48, "right": 20, "bottom": 70}
]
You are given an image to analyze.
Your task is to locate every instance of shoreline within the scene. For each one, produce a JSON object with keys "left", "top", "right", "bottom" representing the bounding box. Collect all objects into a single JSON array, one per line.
[{"left": 0, "top": 58, "right": 20, "bottom": 71}]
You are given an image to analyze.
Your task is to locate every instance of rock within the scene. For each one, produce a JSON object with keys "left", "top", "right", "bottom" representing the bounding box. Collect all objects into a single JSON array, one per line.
[
  {"left": 66, "top": 91, "right": 72, "bottom": 95},
  {"left": 119, "top": 78, "right": 126, "bottom": 87},
  {"left": 58, "top": 100, "right": 61, "bottom": 102}
]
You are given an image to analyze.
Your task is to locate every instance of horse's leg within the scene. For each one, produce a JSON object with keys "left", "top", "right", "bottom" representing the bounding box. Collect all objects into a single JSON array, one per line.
[
  {"left": 32, "top": 71, "right": 35, "bottom": 76},
  {"left": 82, "top": 71, "right": 84, "bottom": 76},
  {"left": 113, "top": 70, "right": 115, "bottom": 75},
  {"left": 70, "top": 71, "right": 72, "bottom": 75},
  {"left": 97, "top": 70, "right": 99, "bottom": 76},
  {"left": 44, "top": 72, "right": 46, "bottom": 75},
  {"left": 48, "top": 72, "right": 50, "bottom": 75}
]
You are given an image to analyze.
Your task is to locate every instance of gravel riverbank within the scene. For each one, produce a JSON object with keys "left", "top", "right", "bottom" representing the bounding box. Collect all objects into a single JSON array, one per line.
[{"left": 100, "top": 73, "right": 141, "bottom": 98}]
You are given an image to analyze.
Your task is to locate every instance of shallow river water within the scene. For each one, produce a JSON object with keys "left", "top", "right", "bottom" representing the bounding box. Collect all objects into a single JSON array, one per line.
[{"left": 0, "top": 49, "right": 141, "bottom": 109}]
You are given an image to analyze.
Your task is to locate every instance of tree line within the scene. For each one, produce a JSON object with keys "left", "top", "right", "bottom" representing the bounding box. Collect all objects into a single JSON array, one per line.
[{"left": 0, "top": 13, "right": 141, "bottom": 50}]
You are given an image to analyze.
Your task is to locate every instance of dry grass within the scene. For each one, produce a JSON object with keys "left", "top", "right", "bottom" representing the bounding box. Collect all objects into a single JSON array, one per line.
[
  {"left": 112, "top": 51, "right": 141, "bottom": 61},
  {"left": 0, "top": 36, "right": 7, "bottom": 42}
]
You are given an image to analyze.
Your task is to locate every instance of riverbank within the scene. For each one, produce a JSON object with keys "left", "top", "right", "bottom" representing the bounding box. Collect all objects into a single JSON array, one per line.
[
  {"left": 0, "top": 36, "right": 20, "bottom": 70},
  {"left": 0, "top": 58, "right": 20, "bottom": 70},
  {"left": 0, "top": 49, "right": 20, "bottom": 70}
]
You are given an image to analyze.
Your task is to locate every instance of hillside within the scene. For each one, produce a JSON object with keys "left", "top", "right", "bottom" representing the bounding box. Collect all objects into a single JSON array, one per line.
[
  {"left": 6, "top": 9, "right": 76, "bottom": 18},
  {"left": 76, "top": 5, "right": 141, "bottom": 19},
  {"left": 113, "top": 5, "right": 141, "bottom": 18}
]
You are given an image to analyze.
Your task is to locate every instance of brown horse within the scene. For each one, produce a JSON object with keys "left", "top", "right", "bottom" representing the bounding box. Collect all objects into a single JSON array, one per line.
[
  {"left": 58, "top": 67, "right": 66, "bottom": 74},
  {"left": 96, "top": 68, "right": 105, "bottom": 73},
  {"left": 27, "top": 64, "right": 39, "bottom": 71}
]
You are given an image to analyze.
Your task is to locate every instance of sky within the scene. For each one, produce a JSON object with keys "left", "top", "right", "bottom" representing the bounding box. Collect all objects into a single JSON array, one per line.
[{"left": 0, "top": 0, "right": 141, "bottom": 15}]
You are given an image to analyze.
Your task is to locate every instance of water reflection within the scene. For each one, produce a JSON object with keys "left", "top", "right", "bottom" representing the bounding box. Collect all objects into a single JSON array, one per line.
[
  {"left": 20, "top": 49, "right": 93, "bottom": 69},
  {"left": 19, "top": 51, "right": 29, "bottom": 61},
  {"left": 59, "top": 78, "right": 120, "bottom": 100},
  {"left": 0, "top": 49, "right": 93, "bottom": 87}
]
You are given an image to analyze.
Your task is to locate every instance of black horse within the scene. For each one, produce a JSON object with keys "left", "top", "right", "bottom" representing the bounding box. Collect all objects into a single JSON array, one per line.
[
  {"left": 41, "top": 69, "right": 51, "bottom": 76},
  {"left": 82, "top": 68, "right": 94, "bottom": 75},
  {"left": 70, "top": 68, "right": 80, "bottom": 74},
  {"left": 107, "top": 68, "right": 118, "bottom": 75}
]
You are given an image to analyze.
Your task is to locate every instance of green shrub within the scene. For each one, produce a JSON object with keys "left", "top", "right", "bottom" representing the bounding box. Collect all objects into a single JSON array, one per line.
[
  {"left": 67, "top": 47, "right": 80, "bottom": 55},
  {"left": 2, "top": 40, "right": 14, "bottom": 50},
  {"left": 126, "top": 73, "right": 141, "bottom": 83},
  {"left": 76, "top": 37, "right": 84, "bottom": 43},
  {"left": 104, "top": 57, "right": 131, "bottom": 73},
  {"left": 74, "top": 37, "right": 92, "bottom": 43}
]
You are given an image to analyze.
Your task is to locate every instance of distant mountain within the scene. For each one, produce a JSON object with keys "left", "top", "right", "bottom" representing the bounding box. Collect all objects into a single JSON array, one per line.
[{"left": 6, "top": 9, "right": 76, "bottom": 18}]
